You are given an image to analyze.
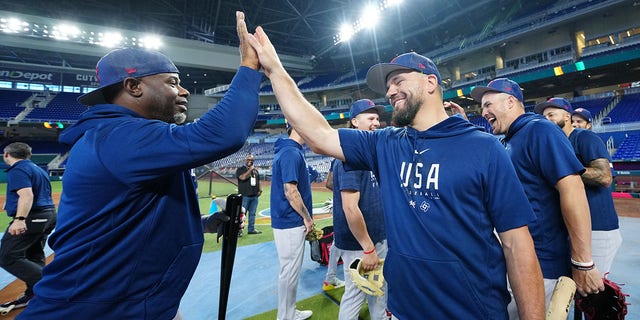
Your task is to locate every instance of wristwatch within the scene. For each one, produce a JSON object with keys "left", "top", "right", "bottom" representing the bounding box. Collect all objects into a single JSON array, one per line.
[{"left": 14, "top": 216, "right": 26, "bottom": 221}]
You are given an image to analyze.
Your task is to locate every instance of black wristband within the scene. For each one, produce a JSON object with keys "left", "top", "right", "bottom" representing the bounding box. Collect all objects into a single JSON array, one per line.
[{"left": 14, "top": 216, "right": 26, "bottom": 221}]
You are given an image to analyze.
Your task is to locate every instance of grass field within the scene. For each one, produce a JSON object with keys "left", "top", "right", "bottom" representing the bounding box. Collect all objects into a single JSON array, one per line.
[{"left": 0, "top": 179, "right": 335, "bottom": 253}]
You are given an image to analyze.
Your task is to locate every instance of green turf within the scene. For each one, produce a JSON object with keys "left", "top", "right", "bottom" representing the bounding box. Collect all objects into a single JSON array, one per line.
[
  {"left": 244, "top": 286, "right": 372, "bottom": 320},
  {"left": 0, "top": 181, "right": 335, "bottom": 253}
]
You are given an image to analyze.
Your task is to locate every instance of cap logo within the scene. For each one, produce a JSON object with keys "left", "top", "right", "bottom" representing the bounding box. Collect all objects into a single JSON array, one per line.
[
  {"left": 418, "top": 63, "right": 426, "bottom": 69},
  {"left": 125, "top": 67, "right": 137, "bottom": 75},
  {"left": 390, "top": 56, "right": 399, "bottom": 63}
]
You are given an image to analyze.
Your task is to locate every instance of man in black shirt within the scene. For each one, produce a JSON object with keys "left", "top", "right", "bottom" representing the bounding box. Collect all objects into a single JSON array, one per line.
[{"left": 236, "top": 154, "right": 262, "bottom": 235}]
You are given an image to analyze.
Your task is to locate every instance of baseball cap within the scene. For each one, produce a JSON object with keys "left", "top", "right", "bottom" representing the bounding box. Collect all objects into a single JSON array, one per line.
[
  {"left": 349, "top": 99, "right": 385, "bottom": 119},
  {"left": 534, "top": 97, "right": 573, "bottom": 114},
  {"left": 366, "top": 52, "right": 442, "bottom": 94},
  {"left": 470, "top": 78, "right": 523, "bottom": 103},
  {"left": 78, "top": 47, "right": 179, "bottom": 106},
  {"left": 572, "top": 108, "right": 593, "bottom": 123}
]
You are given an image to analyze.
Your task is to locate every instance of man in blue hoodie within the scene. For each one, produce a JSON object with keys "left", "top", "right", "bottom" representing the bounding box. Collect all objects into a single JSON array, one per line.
[
  {"left": 470, "top": 79, "right": 604, "bottom": 318},
  {"left": 18, "top": 12, "right": 261, "bottom": 320},
  {"left": 535, "top": 98, "right": 621, "bottom": 276},
  {"left": 247, "top": 28, "right": 545, "bottom": 319},
  {"left": 270, "top": 125, "right": 314, "bottom": 320}
]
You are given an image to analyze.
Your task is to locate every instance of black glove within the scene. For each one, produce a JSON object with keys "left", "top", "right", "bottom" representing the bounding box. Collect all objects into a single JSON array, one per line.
[
  {"left": 576, "top": 274, "right": 628, "bottom": 320},
  {"left": 202, "top": 211, "right": 230, "bottom": 237}
]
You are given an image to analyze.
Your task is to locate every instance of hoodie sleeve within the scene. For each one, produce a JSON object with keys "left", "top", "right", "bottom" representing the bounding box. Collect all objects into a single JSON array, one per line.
[{"left": 100, "top": 66, "right": 262, "bottom": 184}]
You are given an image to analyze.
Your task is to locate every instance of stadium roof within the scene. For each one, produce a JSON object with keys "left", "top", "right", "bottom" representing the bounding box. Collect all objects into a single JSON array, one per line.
[{"left": 0, "top": 0, "right": 634, "bottom": 94}]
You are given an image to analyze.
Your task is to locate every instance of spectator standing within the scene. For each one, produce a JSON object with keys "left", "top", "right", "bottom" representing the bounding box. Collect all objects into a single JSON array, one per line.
[
  {"left": 270, "top": 126, "right": 314, "bottom": 320},
  {"left": 0, "top": 142, "right": 57, "bottom": 313},
  {"left": 536, "top": 98, "right": 622, "bottom": 275},
  {"left": 236, "top": 154, "right": 263, "bottom": 235},
  {"left": 18, "top": 12, "right": 262, "bottom": 320}
]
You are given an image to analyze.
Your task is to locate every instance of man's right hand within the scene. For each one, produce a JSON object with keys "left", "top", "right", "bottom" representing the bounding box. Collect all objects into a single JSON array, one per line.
[
  {"left": 245, "top": 25, "right": 285, "bottom": 78},
  {"left": 236, "top": 11, "right": 260, "bottom": 70}
]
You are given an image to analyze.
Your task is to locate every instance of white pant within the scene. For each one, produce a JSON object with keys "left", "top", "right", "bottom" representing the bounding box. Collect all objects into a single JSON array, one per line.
[
  {"left": 338, "top": 240, "right": 388, "bottom": 320},
  {"left": 507, "top": 278, "right": 557, "bottom": 319},
  {"left": 592, "top": 229, "right": 622, "bottom": 275},
  {"left": 274, "top": 226, "right": 307, "bottom": 320},
  {"left": 325, "top": 240, "right": 344, "bottom": 283}
]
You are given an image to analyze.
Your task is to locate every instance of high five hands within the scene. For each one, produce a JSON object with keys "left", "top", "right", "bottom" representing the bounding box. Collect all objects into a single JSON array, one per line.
[{"left": 235, "top": 11, "right": 284, "bottom": 78}]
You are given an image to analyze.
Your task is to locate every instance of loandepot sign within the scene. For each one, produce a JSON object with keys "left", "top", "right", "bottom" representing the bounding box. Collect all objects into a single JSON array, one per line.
[
  {"left": 0, "top": 69, "right": 53, "bottom": 81},
  {"left": 0, "top": 67, "right": 98, "bottom": 86}
]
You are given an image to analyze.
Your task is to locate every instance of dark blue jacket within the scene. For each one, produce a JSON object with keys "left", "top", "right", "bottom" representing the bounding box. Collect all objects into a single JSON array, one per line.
[{"left": 19, "top": 67, "right": 261, "bottom": 320}]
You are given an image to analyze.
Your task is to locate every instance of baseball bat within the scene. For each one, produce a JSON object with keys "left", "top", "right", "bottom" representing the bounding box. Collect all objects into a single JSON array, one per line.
[
  {"left": 218, "top": 193, "right": 243, "bottom": 320},
  {"left": 546, "top": 276, "right": 577, "bottom": 320}
]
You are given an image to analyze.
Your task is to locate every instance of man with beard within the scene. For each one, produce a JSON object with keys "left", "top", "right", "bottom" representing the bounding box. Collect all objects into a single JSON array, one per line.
[
  {"left": 535, "top": 98, "right": 622, "bottom": 276},
  {"left": 18, "top": 12, "right": 262, "bottom": 320},
  {"left": 247, "top": 27, "right": 545, "bottom": 319},
  {"left": 470, "top": 80, "right": 604, "bottom": 318}
]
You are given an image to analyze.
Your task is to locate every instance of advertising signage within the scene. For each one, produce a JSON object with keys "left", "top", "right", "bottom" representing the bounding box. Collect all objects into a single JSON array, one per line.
[{"left": 0, "top": 67, "right": 98, "bottom": 87}]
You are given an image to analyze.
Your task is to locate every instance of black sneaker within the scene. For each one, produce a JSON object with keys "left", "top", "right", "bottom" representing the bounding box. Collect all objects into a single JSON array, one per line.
[
  {"left": 12, "top": 294, "right": 33, "bottom": 308},
  {"left": 0, "top": 293, "right": 33, "bottom": 314},
  {"left": 248, "top": 230, "right": 262, "bottom": 235}
]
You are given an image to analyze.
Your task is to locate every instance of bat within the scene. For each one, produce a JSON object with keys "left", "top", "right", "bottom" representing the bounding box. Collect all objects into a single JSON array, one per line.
[
  {"left": 218, "top": 194, "right": 243, "bottom": 320},
  {"left": 546, "top": 276, "right": 577, "bottom": 320}
]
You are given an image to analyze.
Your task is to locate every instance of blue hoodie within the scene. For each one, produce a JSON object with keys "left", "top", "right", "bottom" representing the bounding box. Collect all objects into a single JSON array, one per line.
[
  {"left": 19, "top": 67, "right": 261, "bottom": 320},
  {"left": 503, "top": 113, "right": 585, "bottom": 279},
  {"left": 270, "top": 138, "right": 312, "bottom": 229},
  {"left": 339, "top": 116, "right": 535, "bottom": 319}
]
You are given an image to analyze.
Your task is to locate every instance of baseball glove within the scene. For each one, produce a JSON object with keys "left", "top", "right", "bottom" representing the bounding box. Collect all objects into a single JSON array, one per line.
[
  {"left": 305, "top": 225, "right": 324, "bottom": 242},
  {"left": 348, "top": 258, "right": 385, "bottom": 297},
  {"left": 575, "top": 273, "right": 628, "bottom": 320}
]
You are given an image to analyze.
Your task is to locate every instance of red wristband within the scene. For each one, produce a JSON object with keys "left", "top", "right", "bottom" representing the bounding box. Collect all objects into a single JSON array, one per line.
[{"left": 363, "top": 248, "right": 375, "bottom": 255}]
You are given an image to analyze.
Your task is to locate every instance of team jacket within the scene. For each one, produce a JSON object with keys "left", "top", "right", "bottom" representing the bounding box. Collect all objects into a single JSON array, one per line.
[{"left": 19, "top": 67, "right": 261, "bottom": 320}]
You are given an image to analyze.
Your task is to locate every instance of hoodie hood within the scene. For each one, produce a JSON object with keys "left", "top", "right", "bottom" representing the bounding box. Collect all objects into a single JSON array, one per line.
[
  {"left": 405, "top": 115, "right": 484, "bottom": 139},
  {"left": 504, "top": 112, "right": 545, "bottom": 142},
  {"left": 274, "top": 137, "right": 302, "bottom": 154},
  {"left": 59, "top": 104, "right": 142, "bottom": 146}
]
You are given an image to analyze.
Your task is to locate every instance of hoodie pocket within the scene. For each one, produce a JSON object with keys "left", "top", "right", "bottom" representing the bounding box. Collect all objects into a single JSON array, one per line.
[{"left": 386, "top": 251, "right": 489, "bottom": 319}]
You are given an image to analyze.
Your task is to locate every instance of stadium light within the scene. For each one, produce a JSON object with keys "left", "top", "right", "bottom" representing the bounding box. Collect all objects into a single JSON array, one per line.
[
  {"left": 1, "top": 17, "right": 28, "bottom": 33},
  {"left": 360, "top": 5, "right": 381, "bottom": 29},
  {"left": 338, "top": 24, "right": 354, "bottom": 43},
  {"left": 100, "top": 31, "right": 123, "bottom": 48},
  {"left": 51, "top": 23, "right": 80, "bottom": 40},
  {"left": 333, "top": 0, "right": 402, "bottom": 45},
  {"left": 139, "top": 35, "right": 163, "bottom": 49}
]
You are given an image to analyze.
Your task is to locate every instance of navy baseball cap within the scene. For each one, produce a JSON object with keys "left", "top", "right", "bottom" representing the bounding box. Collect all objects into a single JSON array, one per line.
[
  {"left": 572, "top": 108, "right": 593, "bottom": 123},
  {"left": 366, "top": 52, "right": 442, "bottom": 94},
  {"left": 350, "top": 99, "right": 385, "bottom": 119},
  {"left": 534, "top": 97, "right": 573, "bottom": 114},
  {"left": 78, "top": 48, "right": 179, "bottom": 106},
  {"left": 470, "top": 78, "right": 524, "bottom": 103}
]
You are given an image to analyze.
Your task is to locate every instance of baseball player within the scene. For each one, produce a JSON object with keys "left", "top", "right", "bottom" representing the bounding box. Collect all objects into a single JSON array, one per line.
[
  {"left": 470, "top": 79, "right": 604, "bottom": 318},
  {"left": 246, "top": 27, "right": 545, "bottom": 319},
  {"left": 536, "top": 98, "right": 622, "bottom": 275},
  {"left": 332, "top": 99, "right": 388, "bottom": 320},
  {"left": 270, "top": 125, "right": 314, "bottom": 320}
]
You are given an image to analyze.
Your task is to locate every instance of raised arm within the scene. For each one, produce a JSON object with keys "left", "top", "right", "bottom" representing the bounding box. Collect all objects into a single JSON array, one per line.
[
  {"left": 555, "top": 174, "right": 604, "bottom": 296},
  {"left": 245, "top": 24, "right": 344, "bottom": 160}
]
